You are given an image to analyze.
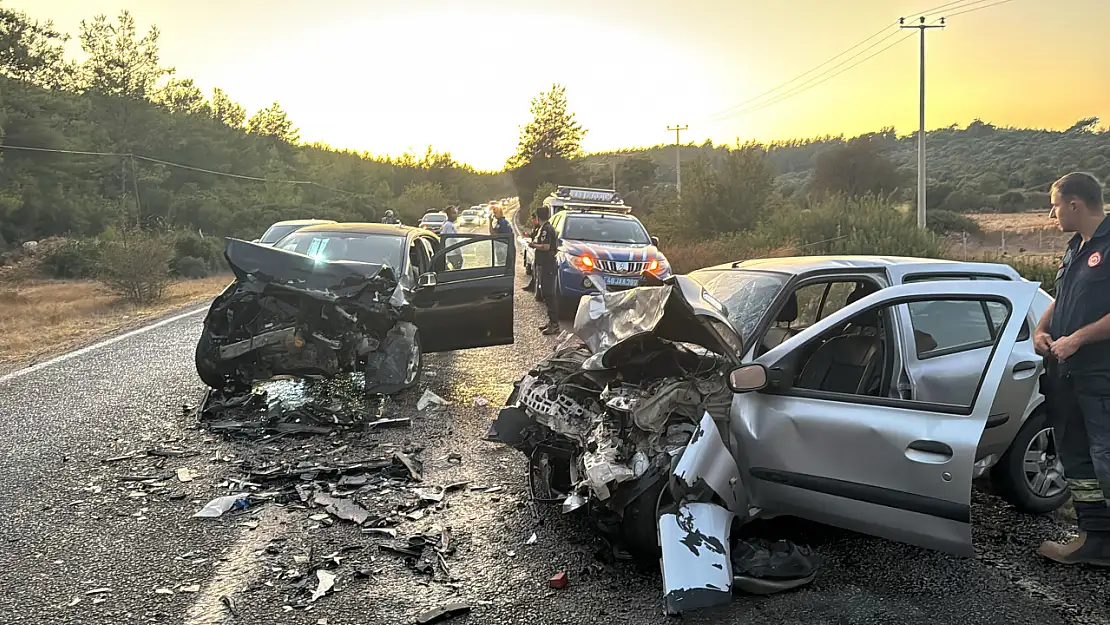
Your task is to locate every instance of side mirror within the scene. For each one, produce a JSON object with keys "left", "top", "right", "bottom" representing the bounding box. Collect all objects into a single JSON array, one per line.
[
  {"left": 727, "top": 363, "right": 768, "bottom": 393},
  {"left": 651, "top": 236, "right": 660, "bottom": 247},
  {"left": 418, "top": 272, "right": 437, "bottom": 289}
]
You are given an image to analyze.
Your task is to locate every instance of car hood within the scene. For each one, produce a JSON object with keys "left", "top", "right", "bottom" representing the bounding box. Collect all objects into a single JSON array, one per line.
[
  {"left": 562, "top": 239, "right": 661, "bottom": 261},
  {"left": 222, "top": 238, "right": 402, "bottom": 307},
  {"left": 573, "top": 274, "right": 742, "bottom": 367}
]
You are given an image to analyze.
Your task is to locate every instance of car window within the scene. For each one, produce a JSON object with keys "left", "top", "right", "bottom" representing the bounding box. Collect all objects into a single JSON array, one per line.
[
  {"left": 260, "top": 224, "right": 301, "bottom": 244},
  {"left": 433, "top": 237, "right": 501, "bottom": 273},
  {"left": 409, "top": 238, "right": 430, "bottom": 277},
  {"left": 785, "top": 281, "right": 862, "bottom": 329},
  {"left": 562, "top": 215, "right": 648, "bottom": 244},
  {"left": 276, "top": 231, "right": 407, "bottom": 271},
  {"left": 691, "top": 269, "right": 789, "bottom": 348},
  {"left": 907, "top": 299, "right": 996, "bottom": 358},
  {"left": 422, "top": 214, "right": 447, "bottom": 223},
  {"left": 904, "top": 274, "right": 1029, "bottom": 342}
]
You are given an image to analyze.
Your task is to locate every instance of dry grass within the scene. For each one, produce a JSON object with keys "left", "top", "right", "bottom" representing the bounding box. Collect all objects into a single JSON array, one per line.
[
  {"left": 955, "top": 211, "right": 1070, "bottom": 257},
  {"left": 0, "top": 275, "right": 230, "bottom": 370},
  {"left": 969, "top": 211, "right": 1058, "bottom": 234}
]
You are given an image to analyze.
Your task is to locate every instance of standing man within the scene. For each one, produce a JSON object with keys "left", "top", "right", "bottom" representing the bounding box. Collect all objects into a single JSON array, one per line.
[
  {"left": 530, "top": 204, "right": 560, "bottom": 335},
  {"left": 1034, "top": 172, "right": 1110, "bottom": 567},
  {"left": 490, "top": 205, "right": 513, "bottom": 267},
  {"left": 522, "top": 213, "right": 541, "bottom": 298},
  {"left": 441, "top": 206, "right": 463, "bottom": 270},
  {"left": 381, "top": 210, "right": 400, "bottom": 225}
]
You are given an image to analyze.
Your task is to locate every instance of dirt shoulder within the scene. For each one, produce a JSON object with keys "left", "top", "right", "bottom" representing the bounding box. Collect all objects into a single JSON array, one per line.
[{"left": 0, "top": 275, "right": 229, "bottom": 375}]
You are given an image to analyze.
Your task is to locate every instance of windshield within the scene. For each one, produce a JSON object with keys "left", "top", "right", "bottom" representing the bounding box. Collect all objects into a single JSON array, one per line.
[
  {"left": 259, "top": 224, "right": 302, "bottom": 244},
  {"left": 562, "top": 215, "right": 650, "bottom": 245},
  {"left": 274, "top": 231, "right": 407, "bottom": 271},
  {"left": 689, "top": 269, "right": 789, "bottom": 346},
  {"left": 461, "top": 211, "right": 479, "bottom": 217},
  {"left": 422, "top": 214, "right": 446, "bottom": 223}
]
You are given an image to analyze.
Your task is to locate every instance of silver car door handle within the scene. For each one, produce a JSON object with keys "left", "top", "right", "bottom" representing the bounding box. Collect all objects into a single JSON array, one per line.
[
  {"left": 905, "top": 440, "right": 953, "bottom": 464},
  {"left": 1012, "top": 360, "right": 1038, "bottom": 379}
]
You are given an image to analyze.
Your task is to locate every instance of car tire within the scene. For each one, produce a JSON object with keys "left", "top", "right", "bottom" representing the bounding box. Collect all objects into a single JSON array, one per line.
[
  {"left": 403, "top": 330, "right": 424, "bottom": 391},
  {"left": 195, "top": 333, "right": 226, "bottom": 389},
  {"left": 990, "top": 409, "right": 1070, "bottom": 513}
]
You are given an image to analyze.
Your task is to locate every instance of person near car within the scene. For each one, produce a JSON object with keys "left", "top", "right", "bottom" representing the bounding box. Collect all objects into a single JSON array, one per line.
[
  {"left": 490, "top": 205, "right": 513, "bottom": 266},
  {"left": 381, "top": 210, "right": 400, "bottom": 225},
  {"left": 530, "top": 204, "right": 560, "bottom": 335},
  {"left": 441, "top": 206, "right": 463, "bottom": 270},
  {"left": 1033, "top": 171, "right": 1110, "bottom": 567},
  {"left": 522, "top": 213, "right": 540, "bottom": 296}
]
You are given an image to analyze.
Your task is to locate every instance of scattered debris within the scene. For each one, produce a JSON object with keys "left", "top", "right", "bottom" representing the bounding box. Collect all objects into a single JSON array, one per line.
[
  {"left": 85, "top": 588, "right": 112, "bottom": 596},
  {"left": 472, "top": 397, "right": 489, "bottom": 408},
  {"left": 180, "top": 585, "right": 201, "bottom": 593},
  {"left": 314, "top": 493, "right": 370, "bottom": 525},
  {"left": 222, "top": 595, "right": 239, "bottom": 616},
  {"left": 549, "top": 572, "right": 568, "bottom": 589},
  {"left": 193, "top": 494, "right": 249, "bottom": 519},
  {"left": 176, "top": 468, "right": 197, "bottom": 483},
  {"left": 417, "top": 390, "right": 448, "bottom": 411},
  {"left": 154, "top": 588, "right": 173, "bottom": 595},
  {"left": 416, "top": 602, "right": 471, "bottom": 624},
  {"left": 526, "top": 533, "right": 537, "bottom": 545},
  {"left": 310, "top": 570, "right": 336, "bottom": 603}
]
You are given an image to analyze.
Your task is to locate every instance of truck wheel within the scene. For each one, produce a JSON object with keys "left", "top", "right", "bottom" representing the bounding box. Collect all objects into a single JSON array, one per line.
[{"left": 990, "top": 409, "right": 1070, "bottom": 513}]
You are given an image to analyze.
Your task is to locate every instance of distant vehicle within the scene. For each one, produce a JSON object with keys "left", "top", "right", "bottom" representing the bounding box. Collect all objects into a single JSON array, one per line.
[
  {"left": 419, "top": 212, "right": 448, "bottom": 233},
  {"left": 254, "top": 219, "right": 337, "bottom": 246},
  {"left": 458, "top": 209, "right": 485, "bottom": 228}
]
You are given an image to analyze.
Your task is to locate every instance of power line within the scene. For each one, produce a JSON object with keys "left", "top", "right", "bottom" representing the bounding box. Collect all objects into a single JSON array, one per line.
[
  {"left": 947, "top": 0, "right": 1016, "bottom": 18},
  {"left": 699, "top": 0, "right": 1010, "bottom": 124},
  {"left": 0, "top": 143, "right": 369, "bottom": 197}
]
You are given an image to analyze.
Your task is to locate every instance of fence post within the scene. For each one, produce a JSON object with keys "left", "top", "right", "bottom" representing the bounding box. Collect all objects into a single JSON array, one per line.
[
  {"left": 962, "top": 231, "right": 968, "bottom": 259},
  {"left": 1001, "top": 231, "right": 1006, "bottom": 254}
]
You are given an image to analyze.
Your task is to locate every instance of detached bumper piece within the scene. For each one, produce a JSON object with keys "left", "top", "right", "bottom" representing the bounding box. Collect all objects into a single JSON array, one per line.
[{"left": 660, "top": 502, "right": 734, "bottom": 615}]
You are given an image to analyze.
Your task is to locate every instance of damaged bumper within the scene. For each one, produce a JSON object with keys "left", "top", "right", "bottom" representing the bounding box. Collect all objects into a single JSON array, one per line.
[{"left": 196, "top": 239, "right": 418, "bottom": 394}]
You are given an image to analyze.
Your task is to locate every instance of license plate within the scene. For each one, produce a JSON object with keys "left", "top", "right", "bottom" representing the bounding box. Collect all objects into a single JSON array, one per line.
[{"left": 603, "top": 276, "right": 640, "bottom": 287}]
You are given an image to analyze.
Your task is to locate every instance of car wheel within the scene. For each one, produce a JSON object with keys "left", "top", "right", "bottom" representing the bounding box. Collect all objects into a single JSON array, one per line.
[
  {"left": 990, "top": 409, "right": 1069, "bottom": 513},
  {"left": 402, "top": 329, "right": 424, "bottom": 390},
  {"left": 195, "top": 333, "right": 226, "bottom": 389}
]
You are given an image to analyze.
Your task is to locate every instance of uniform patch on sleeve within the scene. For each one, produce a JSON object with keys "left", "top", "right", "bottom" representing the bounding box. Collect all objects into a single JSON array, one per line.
[{"left": 1089, "top": 251, "right": 1102, "bottom": 267}]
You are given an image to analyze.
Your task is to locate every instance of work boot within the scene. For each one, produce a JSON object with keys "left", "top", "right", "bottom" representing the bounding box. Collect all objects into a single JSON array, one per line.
[
  {"left": 541, "top": 324, "right": 561, "bottom": 336},
  {"left": 1036, "top": 531, "right": 1110, "bottom": 567},
  {"left": 522, "top": 283, "right": 535, "bottom": 292}
]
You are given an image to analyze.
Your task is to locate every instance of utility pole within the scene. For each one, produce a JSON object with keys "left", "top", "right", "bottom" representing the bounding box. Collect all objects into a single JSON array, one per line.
[
  {"left": 667, "top": 124, "right": 688, "bottom": 197},
  {"left": 901, "top": 15, "right": 944, "bottom": 229}
]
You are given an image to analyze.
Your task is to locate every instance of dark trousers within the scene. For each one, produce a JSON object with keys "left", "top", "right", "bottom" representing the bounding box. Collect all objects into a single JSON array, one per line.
[
  {"left": 539, "top": 263, "right": 559, "bottom": 327},
  {"left": 1048, "top": 366, "right": 1110, "bottom": 532}
]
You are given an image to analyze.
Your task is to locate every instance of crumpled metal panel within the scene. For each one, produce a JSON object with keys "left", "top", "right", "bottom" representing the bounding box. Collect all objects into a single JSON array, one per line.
[
  {"left": 573, "top": 284, "right": 673, "bottom": 355},
  {"left": 659, "top": 502, "right": 734, "bottom": 615},
  {"left": 674, "top": 411, "right": 744, "bottom": 512}
]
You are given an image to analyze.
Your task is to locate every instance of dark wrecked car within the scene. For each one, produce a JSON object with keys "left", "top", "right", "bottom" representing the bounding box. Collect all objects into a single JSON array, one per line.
[
  {"left": 197, "top": 223, "right": 515, "bottom": 395},
  {"left": 492, "top": 260, "right": 1046, "bottom": 615}
]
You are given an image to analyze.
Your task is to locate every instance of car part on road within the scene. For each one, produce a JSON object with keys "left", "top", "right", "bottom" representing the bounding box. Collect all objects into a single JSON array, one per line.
[{"left": 195, "top": 239, "right": 420, "bottom": 395}]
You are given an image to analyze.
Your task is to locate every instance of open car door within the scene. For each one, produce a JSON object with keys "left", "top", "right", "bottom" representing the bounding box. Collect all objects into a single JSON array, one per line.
[
  {"left": 412, "top": 233, "right": 515, "bottom": 353},
  {"left": 731, "top": 280, "right": 1039, "bottom": 556}
]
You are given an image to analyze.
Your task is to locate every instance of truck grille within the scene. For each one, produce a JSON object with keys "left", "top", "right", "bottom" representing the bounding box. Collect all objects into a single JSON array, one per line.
[{"left": 596, "top": 259, "right": 646, "bottom": 274}]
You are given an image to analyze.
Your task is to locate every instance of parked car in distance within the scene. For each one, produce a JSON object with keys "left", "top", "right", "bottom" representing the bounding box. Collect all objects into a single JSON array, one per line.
[
  {"left": 254, "top": 219, "right": 337, "bottom": 246},
  {"left": 419, "top": 211, "right": 448, "bottom": 233},
  {"left": 458, "top": 209, "right": 486, "bottom": 228}
]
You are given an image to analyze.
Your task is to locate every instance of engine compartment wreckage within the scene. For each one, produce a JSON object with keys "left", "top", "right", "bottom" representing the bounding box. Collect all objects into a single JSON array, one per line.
[
  {"left": 196, "top": 239, "right": 419, "bottom": 396},
  {"left": 491, "top": 275, "right": 821, "bottom": 615}
]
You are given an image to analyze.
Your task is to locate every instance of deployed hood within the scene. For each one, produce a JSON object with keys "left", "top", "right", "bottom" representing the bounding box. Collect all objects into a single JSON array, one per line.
[
  {"left": 573, "top": 274, "right": 743, "bottom": 367},
  {"left": 561, "top": 240, "right": 660, "bottom": 261},
  {"left": 223, "top": 238, "right": 400, "bottom": 305}
]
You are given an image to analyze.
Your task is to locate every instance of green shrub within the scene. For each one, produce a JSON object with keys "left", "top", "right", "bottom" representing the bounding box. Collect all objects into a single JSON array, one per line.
[
  {"left": 98, "top": 235, "right": 173, "bottom": 304},
  {"left": 172, "top": 231, "right": 227, "bottom": 272},
  {"left": 174, "top": 255, "right": 209, "bottom": 279},
  {"left": 928, "top": 210, "right": 982, "bottom": 235},
  {"left": 39, "top": 238, "right": 104, "bottom": 279}
]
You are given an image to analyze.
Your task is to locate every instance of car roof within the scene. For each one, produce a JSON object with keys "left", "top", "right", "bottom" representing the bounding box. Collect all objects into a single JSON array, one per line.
[
  {"left": 270, "top": 219, "right": 337, "bottom": 227},
  {"left": 563, "top": 210, "right": 638, "bottom": 220},
  {"left": 292, "top": 222, "right": 430, "bottom": 237},
  {"left": 696, "top": 255, "right": 1014, "bottom": 276}
]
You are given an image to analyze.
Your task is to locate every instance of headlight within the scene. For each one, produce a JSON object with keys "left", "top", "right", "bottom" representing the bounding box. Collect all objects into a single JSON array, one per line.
[
  {"left": 568, "top": 253, "right": 596, "bottom": 272},
  {"left": 647, "top": 257, "right": 669, "bottom": 274}
]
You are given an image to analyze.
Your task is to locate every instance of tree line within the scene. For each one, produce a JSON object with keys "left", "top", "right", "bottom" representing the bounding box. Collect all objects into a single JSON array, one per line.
[{"left": 0, "top": 6, "right": 511, "bottom": 247}]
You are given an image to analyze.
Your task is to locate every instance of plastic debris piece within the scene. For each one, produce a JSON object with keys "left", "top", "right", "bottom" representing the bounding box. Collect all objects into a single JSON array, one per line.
[
  {"left": 473, "top": 397, "right": 489, "bottom": 408},
  {"left": 417, "top": 390, "right": 448, "bottom": 411},
  {"left": 67, "top": 597, "right": 81, "bottom": 607},
  {"left": 310, "top": 570, "right": 336, "bottom": 602},
  {"left": 526, "top": 533, "right": 538, "bottom": 545},
  {"left": 549, "top": 572, "right": 568, "bottom": 589},
  {"left": 85, "top": 588, "right": 112, "bottom": 595},
  {"left": 192, "top": 494, "right": 249, "bottom": 518},
  {"left": 416, "top": 602, "right": 471, "bottom": 624},
  {"left": 561, "top": 493, "right": 587, "bottom": 513},
  {"left": 154, "top": 588, "right": 173, "bottom": 595},
  {"left": 415, "top": 487, "right": 445, "bottom": 503},
  {"left": 181, "top": 585, "right": 201, "bottom": 593},
  {"left": 176, "top": 468, "right": 197, "bottom": 483}
]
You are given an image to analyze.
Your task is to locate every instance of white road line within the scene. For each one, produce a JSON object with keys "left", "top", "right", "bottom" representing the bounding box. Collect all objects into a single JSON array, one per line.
[{"left": 0, "top": 305, "right": 209, "bottom": 385}]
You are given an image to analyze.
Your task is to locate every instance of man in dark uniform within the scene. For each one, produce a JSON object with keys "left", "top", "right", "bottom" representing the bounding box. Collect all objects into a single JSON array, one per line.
[
  {"left": 529, "top": 204, "right": 561, "bottom": 335},
  {"left": 522, "top": 213, "right": 541, "bottom": 299},
  {"left": 1034, "top": 172, "right": 1110, "bottom": 566}
]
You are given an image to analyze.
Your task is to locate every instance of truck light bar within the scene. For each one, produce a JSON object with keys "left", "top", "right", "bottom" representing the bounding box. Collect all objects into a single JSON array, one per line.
[{"left": 553, "top": 186, "right": 623, "bottom": 204}]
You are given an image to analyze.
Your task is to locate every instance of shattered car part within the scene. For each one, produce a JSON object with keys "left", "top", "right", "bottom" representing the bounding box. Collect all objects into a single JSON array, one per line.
[
  {"left": 195, "top": 239, "right": 418, "bottom": 395},
  {"left": 659, "top": 502, "right": 733, "bottom": 616}
]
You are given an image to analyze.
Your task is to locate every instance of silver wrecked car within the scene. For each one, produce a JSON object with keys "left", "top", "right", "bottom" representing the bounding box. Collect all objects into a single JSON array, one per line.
[{"left": 493, "top": 256, "right": 1060, "bottom": 614}]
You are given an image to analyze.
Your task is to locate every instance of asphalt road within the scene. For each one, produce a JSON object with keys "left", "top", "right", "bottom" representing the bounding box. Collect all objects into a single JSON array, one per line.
[{"left": 0, "top": 217, "right": 1108, "bottom": 624}]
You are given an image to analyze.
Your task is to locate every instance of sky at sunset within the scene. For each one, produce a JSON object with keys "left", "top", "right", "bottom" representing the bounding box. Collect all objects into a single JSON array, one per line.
[{"left": 9, "top": 0, "right": 1110, "bottom": 170}]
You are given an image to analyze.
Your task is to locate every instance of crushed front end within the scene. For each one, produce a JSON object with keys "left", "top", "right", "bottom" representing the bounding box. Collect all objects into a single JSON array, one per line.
[{"left": 196, "top": 238, "right": 417, "bottom": 395}]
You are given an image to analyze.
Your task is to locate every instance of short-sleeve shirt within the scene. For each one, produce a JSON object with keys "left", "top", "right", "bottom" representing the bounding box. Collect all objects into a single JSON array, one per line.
[
  {"left": 1050, "top": 215, "right": 1110, "bottom": 374},
  {"left": 535, "top": 222, "right": 557, "bottom": 268}
]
